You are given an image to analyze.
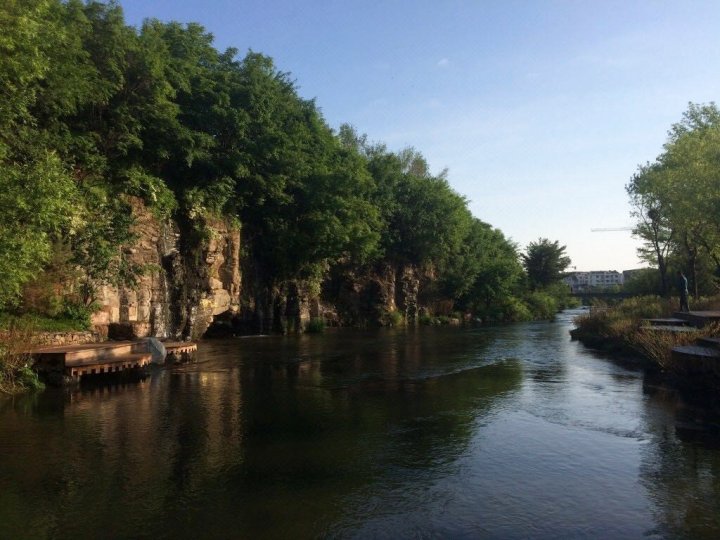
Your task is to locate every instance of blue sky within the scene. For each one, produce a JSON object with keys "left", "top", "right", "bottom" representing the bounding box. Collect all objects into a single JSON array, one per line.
[{"left": 119, "top": 0, "right": 720, "bottom": 271}]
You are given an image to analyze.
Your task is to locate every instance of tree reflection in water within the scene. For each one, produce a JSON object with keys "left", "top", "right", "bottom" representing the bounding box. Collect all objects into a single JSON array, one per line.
[
  {"left": 641, "top": 381, "right": 720, "bottom": 539},
  {"left": 3, "top": 320, "right": 720, "bottom": 538}
]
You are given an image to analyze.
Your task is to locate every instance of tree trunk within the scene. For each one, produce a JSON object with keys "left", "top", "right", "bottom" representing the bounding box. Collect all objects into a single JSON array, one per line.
[{"left": 657, "top": 255, "right": 668, "bottom": 296}]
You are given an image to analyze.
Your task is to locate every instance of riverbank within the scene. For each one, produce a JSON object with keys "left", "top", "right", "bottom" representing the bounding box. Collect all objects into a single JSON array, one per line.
[{"left": 571, "top": 295, "right": 720, "bottom": 384}]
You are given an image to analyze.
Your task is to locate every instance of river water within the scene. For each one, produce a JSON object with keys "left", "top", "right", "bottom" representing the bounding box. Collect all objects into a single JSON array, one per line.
[{"left": 2, "top": 309, "right": 720, "bottom": 539}]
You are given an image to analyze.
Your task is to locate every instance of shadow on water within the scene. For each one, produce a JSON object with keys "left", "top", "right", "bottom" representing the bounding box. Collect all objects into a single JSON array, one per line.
[
  {"left": 0, "top": 327, "right": 522, "bottom": 540},
  {"left": 4, "top": 316, "right": 720, "bottom": 538},
  {"left": 638, "top": 376, "right": 720, "bottom": 539}
]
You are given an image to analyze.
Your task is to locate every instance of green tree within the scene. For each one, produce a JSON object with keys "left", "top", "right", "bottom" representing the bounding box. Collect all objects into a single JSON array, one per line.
[
  {"left": 456, "top": 221, "right": 525, "bottom": 321},
  {"left": 626, "top": 163, "right": 674, "bottom": 295},
  {"left": 0, "top": 0, "right": 83, "bottom": 309},
  {"left": 231, "top": 54, "right": 380, "bottom": 284},
  {"left": 364, "top": 145, "right": 470, "bottom": 271},
  {"left": 0, "top": 1, "right": 537, "bottom": 331},
  {"left": 661, "top": 104, "right": 720, "bottom": 291},
  {"left": 0, "top": 151, "right": 79, "bottom": 308},
  {"left": 522, "top": 238, "right": 571, "bottom": 290},
  {"left": 626, "top": 102, "right": 720, "bottom": 296},
  {"left": 0, "top": 0, "right": 56, "bottom": 139}
]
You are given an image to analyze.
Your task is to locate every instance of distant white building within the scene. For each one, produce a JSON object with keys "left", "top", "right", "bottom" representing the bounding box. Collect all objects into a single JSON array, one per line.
[{"left": 563, "top": 271, "right": 624, "bottom": 292}]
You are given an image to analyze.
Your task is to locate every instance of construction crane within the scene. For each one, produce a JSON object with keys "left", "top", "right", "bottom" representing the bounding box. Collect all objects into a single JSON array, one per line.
[{"left": 590, "top": 227, "right": 633, "bottom": 232}]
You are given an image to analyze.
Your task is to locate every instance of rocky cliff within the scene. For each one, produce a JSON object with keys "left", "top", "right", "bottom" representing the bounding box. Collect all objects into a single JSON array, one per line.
[
  {"left": 322, "top": 262, "right": 424, "bottom": 327},
  {"left": 91, "top": 200, "right": 438, "bottom": 339},
  {"left": 92, "top": 199, "right": 241, "bottom": 340}
]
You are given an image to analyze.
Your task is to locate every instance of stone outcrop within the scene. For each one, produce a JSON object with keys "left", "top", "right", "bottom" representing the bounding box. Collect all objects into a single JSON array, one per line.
[
  {"left": 396, "top": 265, "right": 420, "bottom": 323},
  {"left": 89, "top": 199, "right": 443, "bottom": 337},
  {"left": 321, "top": 263, "right": 426, "bottom": 326},
  {"left": 92, "top": 199, "right": 241, "bottom": 340},
  {"left": 181, "top": 216, "right": 242, "bottom": 340}
]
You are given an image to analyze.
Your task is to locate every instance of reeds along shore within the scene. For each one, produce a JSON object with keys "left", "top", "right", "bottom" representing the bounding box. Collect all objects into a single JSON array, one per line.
[{"left": 571, "top": 295, "right": 720, "bottom": 371}]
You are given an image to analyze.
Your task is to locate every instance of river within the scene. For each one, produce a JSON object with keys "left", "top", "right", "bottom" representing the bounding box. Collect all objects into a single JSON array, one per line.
[{"left": 2, "top": 309, "right": 720, "bottom": 539}]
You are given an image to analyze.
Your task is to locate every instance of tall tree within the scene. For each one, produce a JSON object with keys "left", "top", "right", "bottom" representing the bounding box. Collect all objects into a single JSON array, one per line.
[
  {"left": 626, "top": 163, "right": 674, "bottom": 295},
  {"left": 455, "top": 220, "right": 524, "bottom": 320},
  {"left": 661, "top": 104, "right": 720, "bottom": 283},
  {"left": 0, "top": 0, "right": 82, "bottom": 308},
  {"left": 626, "top": 102, "right": 720, "bottom": 295},
  {"left": 522, "top": 238, "right": 571, "bottom": 290},
  {"left": 0, "top": 152, "right": 79, "bottom": 309}
]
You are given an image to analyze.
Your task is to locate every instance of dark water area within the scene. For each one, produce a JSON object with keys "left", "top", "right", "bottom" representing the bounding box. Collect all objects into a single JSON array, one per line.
[{"left": 3, "top": 310, "right": 720, "bottom": 539}]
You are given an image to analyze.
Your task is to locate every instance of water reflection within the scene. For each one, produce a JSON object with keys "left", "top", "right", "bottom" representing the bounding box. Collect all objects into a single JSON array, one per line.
[
  {"left": 0, "top": 329, "right": 521, "bottom": 539},
  {"left": 2, "top": 316, "right": 720, "bottom": 538},
  {"left": 638, "top": 380, "right": 720, "bottom": 539}
]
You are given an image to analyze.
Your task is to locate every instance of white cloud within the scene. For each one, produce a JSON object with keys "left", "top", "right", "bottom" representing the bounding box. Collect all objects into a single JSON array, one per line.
[{"left": 437, "top": 58, "right": 449, "bottom": 68}]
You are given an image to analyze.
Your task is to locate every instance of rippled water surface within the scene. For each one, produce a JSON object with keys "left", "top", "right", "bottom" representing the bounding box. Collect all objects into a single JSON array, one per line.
[{"left": 3, "top": 310, "right": 720, "bottom": 539}]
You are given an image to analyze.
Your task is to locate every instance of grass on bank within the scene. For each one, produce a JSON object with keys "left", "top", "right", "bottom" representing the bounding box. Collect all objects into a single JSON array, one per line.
[
  {"left": 572, "top": 294, "right": 720, "bottom": 369},
  {"left": 0, "top": 319, "right": 45, "bottom": 395},
  {"left": 0, "top": 303, "right": 96, "bottom": 394}
]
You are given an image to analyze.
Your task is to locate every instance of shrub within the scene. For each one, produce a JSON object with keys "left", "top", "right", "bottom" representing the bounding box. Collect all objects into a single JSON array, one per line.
[
  {"left": 16, "top": 365, "right": 45, "bottom": 392},
  {"left": 611, "top": 295, "right": 667, "bottom": 320},
  {"left": 628, "top": 326, "right": 710, "bottom": 370},
  {"left": 122, "top": 167, "right": 178, "bottom": 220},
  {"left": 525, "top": 291, "right": 558, "bottom": 320},
  {"left": 473, "top": 296, "right": 531, "bottom": 323},
  {"left": 545, "top": 282, "right": 579, "bottom": 310},
  {"left": 59, "top": 300, "right": 97, "bottom": 331},
  {"left": 0, "top": 318, "right": 44, "bottom": 395},
  {"left": 690, "top": 294, "right": 720, "bottom": 311},
  {"left": 503, "top": 297, "right": 532, "bottom": 322},
  {"left": 572, "top": 295, "right": 720, "bottom": 366},
  {"left": 418, "top": 313, "right": 435, "bottom": 326},
  {"left": 305, "top": 317, "right": 326, "bottom": 333},
  {"left": 0, "top": 313, "right": 85, "bottom": 332},
  {"left": 383, "top": 310, "right": 404, "bottom": 327}
]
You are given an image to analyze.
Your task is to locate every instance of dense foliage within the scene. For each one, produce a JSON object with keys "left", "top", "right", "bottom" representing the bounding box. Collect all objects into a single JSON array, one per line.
[
  {"left": 627, "top": 102, "right": 720, "bottom": 298},
  {"left": 522, "top": 238, "right": 571, "bottom": 291},
  {"left": 0, "top": 0, "right": 568, "bottom": 333}
]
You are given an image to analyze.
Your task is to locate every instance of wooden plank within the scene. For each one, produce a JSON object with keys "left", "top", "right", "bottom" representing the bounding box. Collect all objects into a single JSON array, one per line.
[
  {"left": 67, "top": 353, "right": 151, "bottom": 378},
  {"left": 699, "top": 337, "right": 720, "bottom": 348},
  {"left": 33, "top": 339, "right": 198, "bottom": 383},
  {"left": 672, "top": 345, "right": 720, "bottom": 359},
  {"left": 641, "top": 325, "right": 698, "bottom": 333},
  {"left": 644, "top": 318, "right": 689, "bottom": 326}
]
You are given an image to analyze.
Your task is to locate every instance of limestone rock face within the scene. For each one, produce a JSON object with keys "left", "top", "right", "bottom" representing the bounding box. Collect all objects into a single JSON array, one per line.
[
  {"left": 317, "top": 263, "right": 430, "bottom": 327},
  {"left": 396, "top": 265, "right": 421, "bottom": 324},
  {"left": 92, "top": 199, "right": 241, "bottom": 340},
  {"left": 322, "top": 263, "right": 398, "bottom": 326},
  {"left": 89, "top": 199, "right": 437, "bottom": 337},
  {"left": 183, "top": 217, "right": 241, "bottom": 340}
]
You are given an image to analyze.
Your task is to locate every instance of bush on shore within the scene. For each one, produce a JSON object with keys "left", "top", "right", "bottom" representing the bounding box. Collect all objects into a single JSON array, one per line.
[
  {"left": 305, "top": 317, "right": 326, "bottom": 333},
  {"left": 572, "top": 294, "right": 720, "bottom": 368},
  {"left": 630, "top": 322, "right": 720, "bottom": 370},
  {"left": 0, "top": 319, "right": 45, "bottom": 395}
]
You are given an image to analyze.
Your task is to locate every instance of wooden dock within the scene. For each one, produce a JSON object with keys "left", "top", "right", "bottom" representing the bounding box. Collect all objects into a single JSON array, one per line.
[
  {"left": 31, "top": 340, "right": 197, "bottom": 384},
  {"left": 165, "top": 341, "right": 198, "bottom": 362}
]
